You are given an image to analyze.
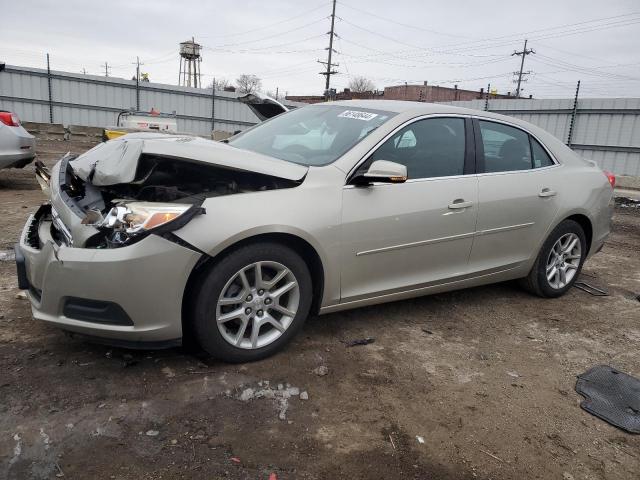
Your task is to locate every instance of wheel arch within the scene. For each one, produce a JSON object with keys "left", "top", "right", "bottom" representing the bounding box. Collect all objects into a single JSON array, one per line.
[
  {"left": 562, "top": 213, "right": 593, "bottom": 255},
  {"left": 181, "top": 231, "right": 326, "bottom": 342}
]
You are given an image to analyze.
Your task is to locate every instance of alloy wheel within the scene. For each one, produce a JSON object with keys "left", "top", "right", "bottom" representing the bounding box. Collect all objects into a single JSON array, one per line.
[
  {"left": 216, "top": 261, "right": 300, "bottom": 349},
  {"left": 546, "top": 232, "right": 582, "bottom": 289}
]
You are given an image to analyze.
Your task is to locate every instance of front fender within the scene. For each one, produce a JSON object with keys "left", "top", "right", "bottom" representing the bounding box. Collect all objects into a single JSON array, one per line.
[{"left": 173, "top": 166, "right": 344, "bottom": 307}]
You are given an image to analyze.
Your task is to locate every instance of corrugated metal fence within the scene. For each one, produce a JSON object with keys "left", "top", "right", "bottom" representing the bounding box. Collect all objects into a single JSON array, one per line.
[
  {"left": 0, "top": 65, "right": 303, "bottom": 136},
  {"left": 442, "top": 98, "right": 640, "bottom": 176},
  {"left": 2, "top": 65, "right": 638, "bottom": 176}
]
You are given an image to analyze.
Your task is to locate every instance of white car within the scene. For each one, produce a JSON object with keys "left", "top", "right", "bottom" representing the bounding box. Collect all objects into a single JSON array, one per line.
[{"left": 0, "top": 110, "right": 36, "bottom": 169}]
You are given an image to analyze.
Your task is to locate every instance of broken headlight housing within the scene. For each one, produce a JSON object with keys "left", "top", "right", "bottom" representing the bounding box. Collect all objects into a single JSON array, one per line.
[{"left": 88, "top": 202, "right": 201, "bottom": 247}]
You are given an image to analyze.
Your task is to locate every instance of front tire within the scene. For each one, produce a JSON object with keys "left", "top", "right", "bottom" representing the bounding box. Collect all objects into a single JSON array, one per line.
[
  {"left": 520, "top": 220, "right": 586, "bottom": 298},
  {"left": 192, "top": 242, "right": 312, "bottom": 363}
]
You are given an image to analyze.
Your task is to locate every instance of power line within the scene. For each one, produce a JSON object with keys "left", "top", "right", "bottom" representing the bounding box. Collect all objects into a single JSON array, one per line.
[
  {"left": 207, "top": 17, "right": 327, "bottom": 49},
  {"left": 336, "top": 0, "right": 473, "bottom": 40},
  {"left": 336, "top": 12, "right": 640, "bottom": 61},
  {"left": 197, "top": 1, "right": 330, "bottom": 38}
]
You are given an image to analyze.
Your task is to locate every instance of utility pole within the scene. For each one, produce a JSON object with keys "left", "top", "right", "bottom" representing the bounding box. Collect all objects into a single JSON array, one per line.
[
  {"left": 133, "top": 56, "right": 143, "bottom": 110},
  {"left": 104, "top": 62, "right": 110, "bottom": 77},
  {"left": 512, "top": 39, "right": 535, "bottom": 98},
  {"left": 318, "top": 0, "right": 339, "bottom": 99}
]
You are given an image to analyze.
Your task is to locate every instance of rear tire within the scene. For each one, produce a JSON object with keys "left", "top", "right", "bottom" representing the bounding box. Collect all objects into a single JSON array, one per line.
[
  {"left": 520, "top": 219, "right": 586, "bottom": 298},
  {"left": 192, "top": 242, "right": 312, "bottom": 363}
]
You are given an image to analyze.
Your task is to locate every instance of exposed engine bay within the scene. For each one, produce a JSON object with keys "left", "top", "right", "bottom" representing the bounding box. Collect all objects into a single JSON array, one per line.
[
  {"left": 76, "top": 153, "right": 298, "bottom": 206},
  {"left": 37, "top": 150, "right": 301, "bottom": 249}
]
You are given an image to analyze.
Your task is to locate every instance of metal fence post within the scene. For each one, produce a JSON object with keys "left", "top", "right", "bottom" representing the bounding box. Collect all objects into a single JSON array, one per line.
[
  {"left": 46, "top": 53, "right": 54, "bottom": 123},
  {"left": 211, "top": 78, "right": 216, "bottom": 135},
  {"left": 567, "top": 80, "right": 581, "bottom": 147},
  {"left": 135, "top": 57, "right": 140, "bottom": 111},
  {"left": 484, "top": 83, "right": 490, "bottom": 111}
]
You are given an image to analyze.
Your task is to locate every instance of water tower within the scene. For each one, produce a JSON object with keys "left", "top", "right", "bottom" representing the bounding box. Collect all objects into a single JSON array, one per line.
[{"left": 179, "top": 38, "right": 202, "bottom": 88}]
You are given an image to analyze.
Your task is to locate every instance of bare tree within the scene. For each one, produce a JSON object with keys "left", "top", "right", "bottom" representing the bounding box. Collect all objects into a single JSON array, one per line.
[
  {"left": 208, "top": 78, "right": 231, "bottom": 91},
  {"left": 348, "top": 76, "right": 375, "bottom": 93},
  {"left": 235, "top": 74, "right": 262, "bottom": 94}
]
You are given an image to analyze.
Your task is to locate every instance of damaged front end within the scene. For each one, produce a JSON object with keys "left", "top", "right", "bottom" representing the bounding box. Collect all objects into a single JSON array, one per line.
[{"left": 36, "top": 134, "right": 306, "bottom": 249}]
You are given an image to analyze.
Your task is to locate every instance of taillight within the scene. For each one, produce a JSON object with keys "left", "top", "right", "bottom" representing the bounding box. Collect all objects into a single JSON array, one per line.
[
  {"left": 603, "top": 170, "right": 615, "bottom": 188},
  {"left": 0, "top": 112, "right": 20, "bottom": 127}
]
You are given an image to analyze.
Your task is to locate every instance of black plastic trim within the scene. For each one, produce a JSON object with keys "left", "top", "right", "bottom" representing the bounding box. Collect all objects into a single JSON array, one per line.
[
  {"left": 63, "top": 331, "right": 182, "bottom": 350},
  {"left": 63, "top": 297, "right": 134, "bottom": 326},
  {"left": 14, "top": 244, "right": 28, "bottom": 290},
  {"left": 471, "top": 118, "right": 486, "bottom": 174},
  {"left": 463, "top": 117, "right": 476, "bottom": 175}
]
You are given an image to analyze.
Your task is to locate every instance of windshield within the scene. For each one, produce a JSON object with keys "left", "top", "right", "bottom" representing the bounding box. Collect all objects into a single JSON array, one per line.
[{"left": 229, "top": 105, "right": 396, "bottom": 166}]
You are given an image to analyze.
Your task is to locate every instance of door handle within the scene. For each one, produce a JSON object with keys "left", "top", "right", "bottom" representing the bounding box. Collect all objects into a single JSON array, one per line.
[
  {"left": 448, "top": 199, "right": 473, "bottom": 209},
  {"left": 539, "top": 188, "right": 557, "bottom": 198}
]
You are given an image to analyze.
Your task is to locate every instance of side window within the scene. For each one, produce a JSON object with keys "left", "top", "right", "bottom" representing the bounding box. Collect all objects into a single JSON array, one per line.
[
  {"left": 530, "top": 137, "right": 554, "bottom": 168},
  {"left": 479, "top": 121, "right": 532, "bottom": 173},
  {"left": 370, "top": 117, "right": 466, "bottom": 179}
]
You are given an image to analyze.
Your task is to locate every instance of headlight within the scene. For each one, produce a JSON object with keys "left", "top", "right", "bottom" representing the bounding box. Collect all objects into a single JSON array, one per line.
[{"left": 101, "top": 202, "right": 192, "bottom": 234}]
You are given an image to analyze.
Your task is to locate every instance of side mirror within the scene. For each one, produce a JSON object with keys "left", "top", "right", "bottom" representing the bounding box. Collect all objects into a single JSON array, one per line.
[{"left": 352, "top": 160, "right": 407, "bottom": 185}]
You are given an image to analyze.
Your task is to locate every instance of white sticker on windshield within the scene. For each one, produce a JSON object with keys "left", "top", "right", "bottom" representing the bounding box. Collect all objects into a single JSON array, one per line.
[{"left": 338, "top": 110, "right": 379, "bottom": 121}]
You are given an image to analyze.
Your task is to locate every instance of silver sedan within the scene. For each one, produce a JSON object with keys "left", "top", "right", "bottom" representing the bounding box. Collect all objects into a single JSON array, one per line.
[
  {"left": 16, "top": 100, "right": 614, "bottom": 362},
  {"left": 0, "top": 110, "right": 36, "bottom": 169}
]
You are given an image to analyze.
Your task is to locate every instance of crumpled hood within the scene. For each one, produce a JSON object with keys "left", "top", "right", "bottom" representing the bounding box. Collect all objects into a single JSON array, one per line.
[{"left": 70, "top": 132, "right": 308, "bottom": 186}]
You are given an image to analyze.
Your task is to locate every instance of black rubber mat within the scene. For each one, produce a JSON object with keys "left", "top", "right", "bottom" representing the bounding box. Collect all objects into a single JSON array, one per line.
[{"left": 576, "top": 365, "right": 640, "bottom": 434}]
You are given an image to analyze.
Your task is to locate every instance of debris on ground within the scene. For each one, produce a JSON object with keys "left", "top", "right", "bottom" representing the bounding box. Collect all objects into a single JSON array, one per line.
[
  {"left": 422, "top": 328, "right": 434, "bottom": 334},
  {"left": 236, "top": 382, "right": 304, "bottom": 420},
  {"left": 576, "top": 365, "right": 640, "bottom": 433},
  {"left": 0, "top": 250, "right": 16, "bottom": 262},
  {"left": 343, "top": 337, "right": 375, "bottom": 347},
  {"left": 145, "top": 430, "right": 159, "bottom": 437},
  {"left": 416, "top": 435, "right": 425, "bottom": 444},
  {"left": 573, "top": 282, "right": 609, "bottom": 296},
  {"left": 479, "top": 449, "right": 504, "bottom": 462},
  {"left": 15, "top": 291, "right": 27, "bottom": 300},
  {"left": 230, "top": 456, "right": 241, "bottom": 464},
  {"left": 122, "top": 354, "right": 138, "bottom": 368},
  {"left": 615, "top": 196, "right": 640, "bottom": 209},
  {"left": 312, "top": 365, "right": 329, "bottom": 376},
  {"left": 300, "top": 391, "right": 309, "bottom": 400}
]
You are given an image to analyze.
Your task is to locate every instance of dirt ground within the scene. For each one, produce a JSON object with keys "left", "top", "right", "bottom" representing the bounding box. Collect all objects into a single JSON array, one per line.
[{"left": 1, "top": 160, "right": 639, "bottom": 480}]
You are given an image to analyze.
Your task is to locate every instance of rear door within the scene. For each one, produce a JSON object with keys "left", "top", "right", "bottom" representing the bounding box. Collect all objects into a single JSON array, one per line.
[
  {"left": 468, "top": 118, "right": 560, "bottom": 273},
  {"left": 340, "top": 116, "right": 479, "bottom": 302}
]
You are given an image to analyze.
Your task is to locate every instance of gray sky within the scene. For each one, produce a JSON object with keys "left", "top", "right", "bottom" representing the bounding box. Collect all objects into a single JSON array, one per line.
[{"left": 2, "top": 0, "right": 639, "bottom": 98}]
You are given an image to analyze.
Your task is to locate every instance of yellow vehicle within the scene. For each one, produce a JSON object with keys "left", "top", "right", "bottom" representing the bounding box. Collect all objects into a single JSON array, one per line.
[{"left": 103, "top": 109, "right": 178, "bottom": 141}]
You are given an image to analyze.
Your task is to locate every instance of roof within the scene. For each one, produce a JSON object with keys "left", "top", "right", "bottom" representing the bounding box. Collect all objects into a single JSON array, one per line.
[
  {"left": 321, "top": 99, "right": 578, "bottom": 164},
  {"left": 320, "top": 99, "right": 483, "bottom": 115}
]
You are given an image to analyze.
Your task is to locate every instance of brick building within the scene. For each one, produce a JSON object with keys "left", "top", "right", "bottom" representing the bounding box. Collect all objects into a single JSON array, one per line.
[
  {"left": 286, "top": 82, "right": 517, "bottom": 104},
  {"left": 383, "top": 82, "right": 513, "bottom": 102},
  {"left": 285, "top": 88, "right": 383, "bottom": 104}
]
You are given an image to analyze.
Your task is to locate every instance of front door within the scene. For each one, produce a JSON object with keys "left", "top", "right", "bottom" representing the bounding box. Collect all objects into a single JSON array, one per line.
[{"left": 340, "top": 116, "right": 479, "bottom": 302}]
